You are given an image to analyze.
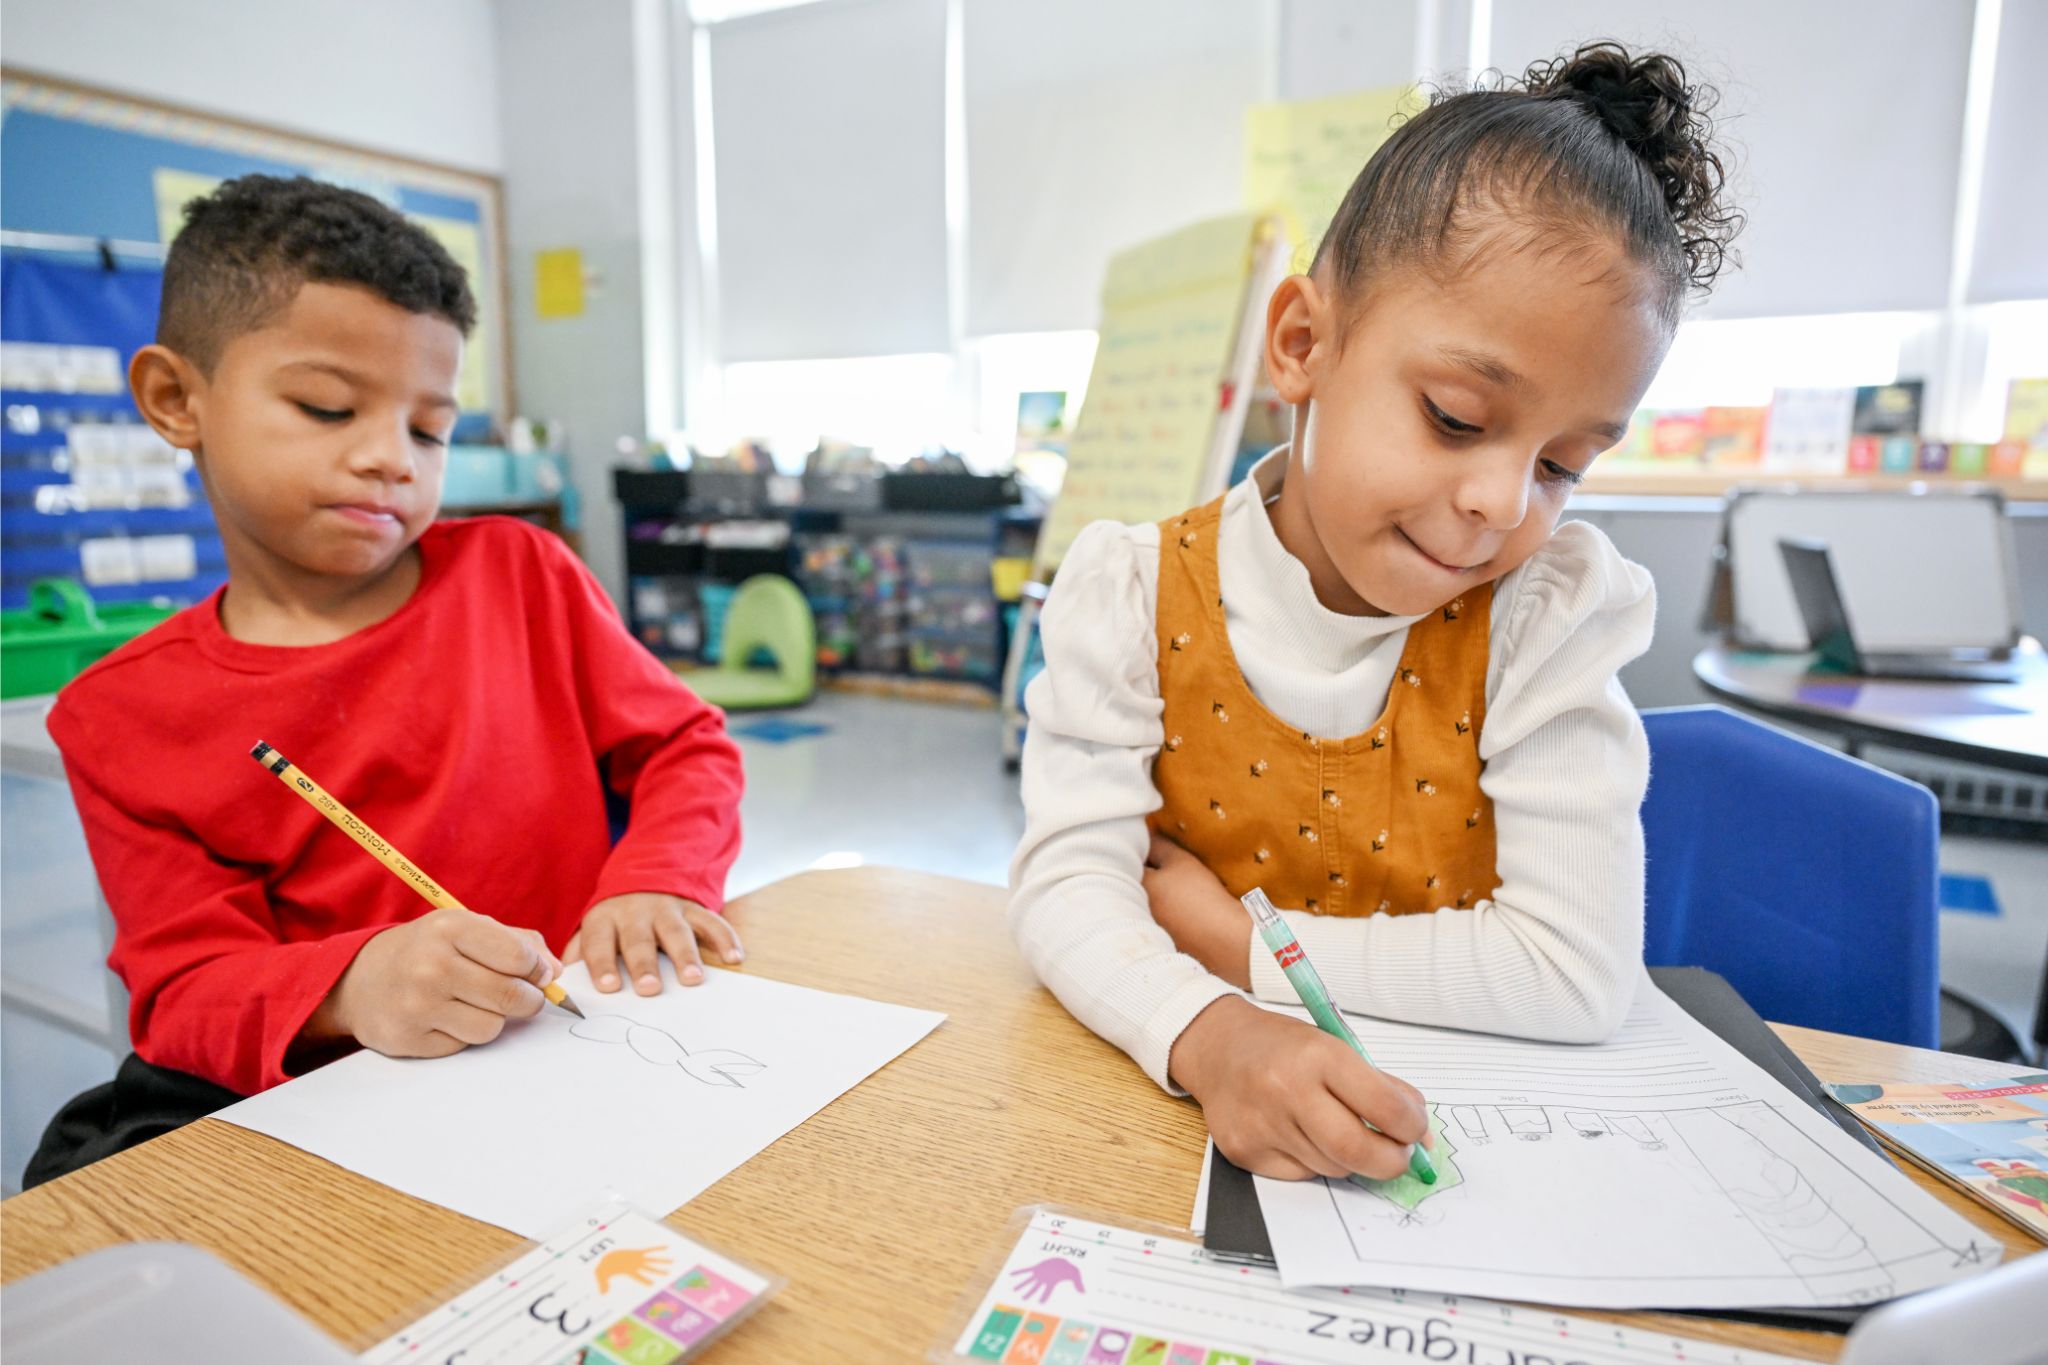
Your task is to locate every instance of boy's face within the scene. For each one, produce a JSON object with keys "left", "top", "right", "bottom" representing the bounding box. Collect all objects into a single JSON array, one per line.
[
  {"left": 1270, "top": 231, "right": 1670, "bottom": 617},
  {"left": 167, "top": 282, "right": 463, "bottom": 585}
]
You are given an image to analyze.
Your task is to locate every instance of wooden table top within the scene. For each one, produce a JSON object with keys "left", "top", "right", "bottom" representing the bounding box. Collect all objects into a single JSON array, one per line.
[{"left": 2, "top": 867, "right": 2037, "bottom": 1362}]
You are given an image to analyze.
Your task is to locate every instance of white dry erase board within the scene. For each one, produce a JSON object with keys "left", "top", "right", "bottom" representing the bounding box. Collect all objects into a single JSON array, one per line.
[{"left": 1725, "top": 487, "right": 2021, "bottom": 652}]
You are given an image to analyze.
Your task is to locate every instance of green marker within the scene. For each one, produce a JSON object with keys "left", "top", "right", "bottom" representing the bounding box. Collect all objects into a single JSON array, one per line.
[{"left": 1242, "top": 886, "right": 1437, "bottom": 1185}]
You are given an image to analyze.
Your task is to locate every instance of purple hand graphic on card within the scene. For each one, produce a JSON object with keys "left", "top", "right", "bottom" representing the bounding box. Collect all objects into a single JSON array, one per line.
[{"left": 1008, "top": 1256, "right": 1084, "bottom": 1304}]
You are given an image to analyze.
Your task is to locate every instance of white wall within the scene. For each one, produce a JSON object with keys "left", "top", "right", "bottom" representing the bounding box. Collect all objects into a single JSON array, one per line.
[
  {"left": 3, "top": 0, "right": 652, "bottom": 601},
  {"left": 495, "top": 0, "right": 659, "bottom": 603},
  {"left": 0, "top": 0, "right": 503, "bottom": 172}
]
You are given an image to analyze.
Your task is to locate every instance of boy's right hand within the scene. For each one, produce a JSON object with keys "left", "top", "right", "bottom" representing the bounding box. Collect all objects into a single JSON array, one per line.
[
  {"left": 1168, "top": 995, "right": 1432, "bottom": 1181},
  {"left": 309, "top": 908, "right": 563, "bottom": 1060}
]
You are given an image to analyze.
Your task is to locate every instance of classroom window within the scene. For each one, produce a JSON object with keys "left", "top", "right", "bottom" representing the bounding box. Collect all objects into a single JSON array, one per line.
[
  {"left": 706, "top": 352, "right": 961, "bottom": 469},
  {"left": 1636, "top": 312, "right": 1934, "bottom": 412},
  {"left": 966, "top": 330, "right": 1099, "bottom": 468},
  {"left": 1967, "top": 300, "right": 2048, "bottom": 437}
]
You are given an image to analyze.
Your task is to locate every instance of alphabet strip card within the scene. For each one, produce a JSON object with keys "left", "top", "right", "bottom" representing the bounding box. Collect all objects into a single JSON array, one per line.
[
  {"left": 361, "top": 1201, "right": 779, "bottom": 1364},
  {"left": 939, "top": 1206, "right": 1809, "bottom": 1365}
]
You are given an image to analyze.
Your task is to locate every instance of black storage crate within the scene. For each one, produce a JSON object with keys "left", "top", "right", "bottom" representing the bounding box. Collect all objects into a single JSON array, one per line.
[{"left": 881, "top": 472, "right": 1019, "bottom": 512}]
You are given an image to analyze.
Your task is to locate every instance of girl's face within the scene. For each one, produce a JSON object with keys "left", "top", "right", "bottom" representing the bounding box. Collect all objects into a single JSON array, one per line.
[{"left": 1265, "top": 231, "right": 1671, "bottom": 617}]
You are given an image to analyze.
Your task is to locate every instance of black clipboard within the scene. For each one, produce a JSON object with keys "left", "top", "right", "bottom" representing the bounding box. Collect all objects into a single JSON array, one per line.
[{"left": 1201, "top": 966, "right": 1896, "bottom": 1332}]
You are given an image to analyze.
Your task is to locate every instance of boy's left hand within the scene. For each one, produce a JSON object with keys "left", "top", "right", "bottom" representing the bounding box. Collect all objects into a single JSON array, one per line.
[
  {"left": 1144, "top": 833, "right": 1253, "bottom": 990},
  {"left": 565, "top": 893, "right": 744, "bottom": 995}
]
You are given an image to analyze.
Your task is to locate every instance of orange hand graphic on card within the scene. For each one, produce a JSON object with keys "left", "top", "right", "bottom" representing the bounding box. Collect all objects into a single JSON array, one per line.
[{"left": 594, "top": 1245, "right": 674, "bottom": 1294}]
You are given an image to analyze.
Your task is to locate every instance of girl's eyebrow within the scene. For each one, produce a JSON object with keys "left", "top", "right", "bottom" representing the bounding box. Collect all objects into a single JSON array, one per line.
[
  {"left": 1437, "top": 345, "right": 1527, "bottom": 392},
  {"left": 1433, "top": 345, "right": 1627, "bottom": 441}
]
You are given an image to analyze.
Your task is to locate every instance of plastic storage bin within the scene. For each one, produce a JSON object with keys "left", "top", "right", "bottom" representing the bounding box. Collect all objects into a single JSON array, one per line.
[{"left": 0, "top": 578, "right": 176, "bottom": 698}]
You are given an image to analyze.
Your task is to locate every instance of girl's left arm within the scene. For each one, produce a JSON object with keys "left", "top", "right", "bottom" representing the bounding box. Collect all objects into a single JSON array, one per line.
[{"left": 1243, "top": 522, "right": 1654, "bottom": 1043}]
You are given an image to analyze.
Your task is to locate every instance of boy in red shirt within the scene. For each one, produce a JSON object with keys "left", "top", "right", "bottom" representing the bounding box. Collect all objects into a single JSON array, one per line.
[{"left": 30, "top": 176, "right": 743, "bottom": 1181}]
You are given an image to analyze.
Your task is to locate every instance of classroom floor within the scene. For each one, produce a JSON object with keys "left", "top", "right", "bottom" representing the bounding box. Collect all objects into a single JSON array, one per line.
[{"left": 2, "top": 690, "right": 2042, "bottom": 1194}]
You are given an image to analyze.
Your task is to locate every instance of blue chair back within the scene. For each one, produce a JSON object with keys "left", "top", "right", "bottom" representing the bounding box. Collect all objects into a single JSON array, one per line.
[{"left": 1641, "top": 705, "right": 1939, "bottom": 1048}]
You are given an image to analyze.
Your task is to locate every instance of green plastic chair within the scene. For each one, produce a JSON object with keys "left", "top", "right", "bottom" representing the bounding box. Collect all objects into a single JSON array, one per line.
[{"left": 684, "top": 574, "right": 817, "bottom": 710}]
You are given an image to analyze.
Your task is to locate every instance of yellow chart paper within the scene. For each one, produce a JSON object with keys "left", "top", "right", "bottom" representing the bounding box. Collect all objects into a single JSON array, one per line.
[
  {"left": 1245, "top": 85, "right": 1420, "bottom": 266},
  {"left": 1034, "top": 214, "right": 1263, "bottom": 575}
]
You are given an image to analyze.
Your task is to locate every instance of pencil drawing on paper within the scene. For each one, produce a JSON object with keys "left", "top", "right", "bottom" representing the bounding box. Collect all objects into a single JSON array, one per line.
[
  {"left": 1328, "top": 1100, "right": 1994, "bottom": 1301},
  {"left": 569, "top": 1014, "right": 768, "bottom": 1088}
]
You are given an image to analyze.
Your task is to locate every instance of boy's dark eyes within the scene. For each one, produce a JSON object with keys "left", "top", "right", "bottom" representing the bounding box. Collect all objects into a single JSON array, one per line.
[
  {"left": 1539, "top": 459, "right": 1586, "bottom": 487},
  {"left": 1422, "top": 395, "right": 1483, "bottom": 436},
  {"left": 295, "top": 401, "right": 448, "bottom": 448}
]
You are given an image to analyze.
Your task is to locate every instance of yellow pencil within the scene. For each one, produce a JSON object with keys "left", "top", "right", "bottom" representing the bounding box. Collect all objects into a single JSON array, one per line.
[{"left": 248, "top": 740, "right": 583, "bottom": 1019}]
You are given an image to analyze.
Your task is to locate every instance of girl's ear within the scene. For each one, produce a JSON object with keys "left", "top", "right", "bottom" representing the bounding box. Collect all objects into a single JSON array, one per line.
[
  {"left": 128, "top": 344, "right": 206, "bottom": 452},
  {"left": 1264, "top": 273, "right": 1332, "bottom": 406}
]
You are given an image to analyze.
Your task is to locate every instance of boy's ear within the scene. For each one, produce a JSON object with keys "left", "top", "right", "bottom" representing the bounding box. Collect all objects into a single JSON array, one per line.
[
  {"left": 129, "top": 344, "right": 206, "bottom": 451},
  {"left": 1265, "top": 273, "right": 1330, "bottom": 407}
]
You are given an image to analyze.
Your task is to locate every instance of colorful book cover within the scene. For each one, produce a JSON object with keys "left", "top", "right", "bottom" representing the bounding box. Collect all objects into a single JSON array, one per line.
[
  {"left": 1847, "top": 435, "right": 1881, "bottom": 473},
  {"left": 1881, "top": 436, "right": 1917, "bottom": 473},
  {"left": 1989, "top": 439, "right": 2027, "bottom": 476},
  {"left": 1762, "top": 387, "right": 1855, "bottom": 474},
  {"left": 1851, "top": 380, "right": 1924, "bottom": 438},
  {"left": 1702, "top": 406, "right": 1768, "bottom": 466},
  {"left": 1952, "top": 442, "right": 1989, "bottom": 476},
  {"left": 1918, "top": 440, "right": 1952, "bottom": 473},
  {"left": 1826, "top": 1076, "right": 2048, "bottom": 1243},
  {"left": 2006, "top": 376, "right": 2048, "bottom": 449},
  {"left": 1649, "top": 409, "right": 1707, "bottom": 463}
]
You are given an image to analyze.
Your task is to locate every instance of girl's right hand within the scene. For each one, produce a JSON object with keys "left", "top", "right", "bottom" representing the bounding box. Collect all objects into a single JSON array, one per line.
[{"left": 1168, "top": 995, "right": 1432, "bottom": 1181}]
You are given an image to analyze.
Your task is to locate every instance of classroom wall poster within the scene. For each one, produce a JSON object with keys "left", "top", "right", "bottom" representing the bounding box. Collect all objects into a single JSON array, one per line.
[{"left": 1244, "top": 85, "right": 1420, "bottom": 266}]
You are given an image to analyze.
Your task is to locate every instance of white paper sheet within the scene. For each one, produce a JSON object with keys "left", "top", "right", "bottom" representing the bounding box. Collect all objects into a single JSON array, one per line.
[
  {"left": 949, "top": 1208, "right": 1813, "bottom": 1364},
  {"left": 217, "top": 962, "right": 944, "bottom": 1237},
  {"left": 1253, "top": 973, "right": 2002, "bottom": 1308}
]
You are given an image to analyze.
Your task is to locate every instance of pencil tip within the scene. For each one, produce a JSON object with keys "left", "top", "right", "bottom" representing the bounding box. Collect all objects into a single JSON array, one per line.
[{"left": 560, "top": 996, "right": 586, "bottom": 1019}]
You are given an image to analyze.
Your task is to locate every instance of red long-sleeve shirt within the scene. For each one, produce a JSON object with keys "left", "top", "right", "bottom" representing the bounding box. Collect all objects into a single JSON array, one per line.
[{"left": 48, "top": 517, "right": 744, "bottom": 1096}]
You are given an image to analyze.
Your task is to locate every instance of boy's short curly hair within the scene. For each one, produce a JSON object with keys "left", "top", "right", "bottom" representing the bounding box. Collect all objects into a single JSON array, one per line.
[{"left": 157, "top": 174, "right": 477, "bottom": 370}]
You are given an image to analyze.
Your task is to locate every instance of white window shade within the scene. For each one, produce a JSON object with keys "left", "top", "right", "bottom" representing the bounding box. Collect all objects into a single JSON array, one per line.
[
  {"left": 709, "top": 0, "right": 949, "bottom": 361},
  {"left": 1968, "top": 0, "right": 2048, "bottom": 304},
  {"left": 1279, "top": 0, "right": 1422, "bottom": 100},
  {"left": 963, "top": 0, "right": 1269, "bottom": 337},
  {"left": 1489, "top": 1, "right": 1974, "bottom": 319}
]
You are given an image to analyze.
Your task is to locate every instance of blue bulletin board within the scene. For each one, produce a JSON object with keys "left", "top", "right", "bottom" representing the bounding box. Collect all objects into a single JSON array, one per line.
[
  {"left": 0, "top": 254, "right": 228, "bottom": 610},
  {"left": 0, "top": 71, "right": 510, "bottom": 612},
  {"left": 0, "top": 70, "right": 509, "bottom": 425}
]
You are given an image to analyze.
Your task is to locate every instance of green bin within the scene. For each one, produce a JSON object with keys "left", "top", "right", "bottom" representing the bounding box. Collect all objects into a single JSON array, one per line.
[{"left": 0, "top": 578, "right": 178, "bottom": 699}]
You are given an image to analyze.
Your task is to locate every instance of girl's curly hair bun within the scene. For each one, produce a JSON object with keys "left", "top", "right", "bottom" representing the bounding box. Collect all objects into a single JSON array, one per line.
[{"left": 1526, "top": 41, "right": 1742, "bottom": 291}]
